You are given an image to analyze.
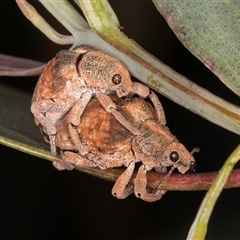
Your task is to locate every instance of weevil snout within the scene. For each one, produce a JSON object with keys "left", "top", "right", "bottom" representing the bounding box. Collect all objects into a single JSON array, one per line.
[
  {"left": 188, "top": 147, "right": 199, "bottom": 172},
  {"left": 190, "top": 161, "right": 196, "bottom": 172}
]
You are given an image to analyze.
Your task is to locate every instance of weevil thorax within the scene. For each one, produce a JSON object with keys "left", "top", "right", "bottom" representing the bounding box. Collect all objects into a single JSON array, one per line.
[
  {"left": 77, "top": 51, "right": 133, "bottom": 96},
  {"left": 160, "top": 141, "right": 196, "bottom": 174}
]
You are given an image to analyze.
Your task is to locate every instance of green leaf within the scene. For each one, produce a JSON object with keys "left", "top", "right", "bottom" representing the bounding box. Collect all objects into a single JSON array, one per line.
[
  {"left": 0, "top": 83, "right": 51, "bottom": 154},
  {"left": 187, "top": 144, "right": 240, "bottom": 239},
  {"left": 153, "top": 0, "right": 240, "bottom": 96}
]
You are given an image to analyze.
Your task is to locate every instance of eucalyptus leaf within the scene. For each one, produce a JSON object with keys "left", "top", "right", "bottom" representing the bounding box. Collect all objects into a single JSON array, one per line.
[
  {"left": 0, "top": 53, "right": 45, "bottom": 76},
  {"left": 0, "top": 83, "right": 47, "bottom": 149},
  {"left": 153, "top": 0, "right": 240, "bottom": 96}
]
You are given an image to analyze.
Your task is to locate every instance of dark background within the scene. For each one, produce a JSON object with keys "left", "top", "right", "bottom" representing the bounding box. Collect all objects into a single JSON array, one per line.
[{"left": 0, "top": 1, "right": 240, "bottom": 239}]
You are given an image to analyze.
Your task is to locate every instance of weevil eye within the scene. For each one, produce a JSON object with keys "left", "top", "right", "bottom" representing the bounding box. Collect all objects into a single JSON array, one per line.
[
  {"left": 112, "top": 74, "right": 122, "bottom": 85},
  {"left": 170, "top": 151, "right": 179, "bottom": 162}
]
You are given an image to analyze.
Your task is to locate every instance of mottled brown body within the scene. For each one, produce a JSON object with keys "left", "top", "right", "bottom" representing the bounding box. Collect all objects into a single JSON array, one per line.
[
  {"left": 54, "top": 96, "right": 196, "bottom": 202},
  {"left": 31, "top": 46, "right": 164, "bottom": 154}
]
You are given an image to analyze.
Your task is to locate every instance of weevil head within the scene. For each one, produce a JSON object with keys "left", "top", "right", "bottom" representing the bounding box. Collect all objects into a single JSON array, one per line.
[
  {"left": 110, "top": 62, "right": 133, "bottom": 97},
  {"left": 77, "top": 51, "right": 133, "bottom": 96},
  {"left": 161, "top": 142, "right": 196, "bottom": 174},
  {"left": 135, "top": 120, "right": 197, "bottom": 174}
]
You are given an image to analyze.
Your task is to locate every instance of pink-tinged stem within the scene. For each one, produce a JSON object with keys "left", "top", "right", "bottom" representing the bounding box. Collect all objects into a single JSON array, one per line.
[{"left": 79, "top": 167, "right": 240, "bottom": 191}]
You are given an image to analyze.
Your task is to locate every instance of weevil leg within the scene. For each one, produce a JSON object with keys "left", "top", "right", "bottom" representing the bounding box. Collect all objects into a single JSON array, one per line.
[
  {"left": 112, "top": 160, "right": 135, "bottom": 199},
  {"left": 67, "top": 91, "right": 92, "bottom": 156},
  {"left": 53, "top": 151, "right": 99, "bottom": 171},
  {"left": 132, "top": 82, "right": 150, "bottom": 98},
  {"left": 134, "top": 164, "right": 165, "bottom": 202},
  {"left": 31, "top": 100, "right": 73, "bottom": 154},
  {"left": 67, "top": 91, "right": 92, "bottom": 126},
  {"left": 149, "top": 91, "right": 166, "bottom": 125},
  {"left": 87, "top": 150, "right": 133, "bottom": 171},
  {"left": 53, "top": 158, "right": 75, "bottom": 171},
  {"left": 132, "top": 82, "right": 166, "bottom": 125},
  {"left": 154, "top": 165, "right": 167, "bottom": 173},
  {"left": 96, "top": 92, "right": 141, "bottom": 136}
]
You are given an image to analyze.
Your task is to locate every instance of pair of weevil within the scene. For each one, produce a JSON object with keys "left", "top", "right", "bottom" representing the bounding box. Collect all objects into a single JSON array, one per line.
[{"left": 31, "top": 45, "right": 198, "bottom": 202}]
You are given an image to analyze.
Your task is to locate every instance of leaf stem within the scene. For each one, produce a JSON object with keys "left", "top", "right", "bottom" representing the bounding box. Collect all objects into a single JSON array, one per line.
[{"left": 16, "top": 0, "right": 74, "bottom": 45}]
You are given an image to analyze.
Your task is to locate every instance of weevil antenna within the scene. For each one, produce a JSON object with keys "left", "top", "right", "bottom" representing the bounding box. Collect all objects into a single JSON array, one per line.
[
  {"left": 191, "top": 147, "right": 200, "bottom": 155},
  {"left": 155, "top": 165, "right": 175, "bottom": 191}
]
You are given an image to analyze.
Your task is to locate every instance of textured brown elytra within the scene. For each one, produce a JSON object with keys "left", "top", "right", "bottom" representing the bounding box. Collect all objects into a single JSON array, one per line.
[
  {"left": 54, "top": 95, "right": 197, "bottom": 202},
  {"left": 56, "top": 96, "right": 133, "bottom": 154},
  {"left": 31, "top": 45, "right": 164, "bottom": 155}
]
